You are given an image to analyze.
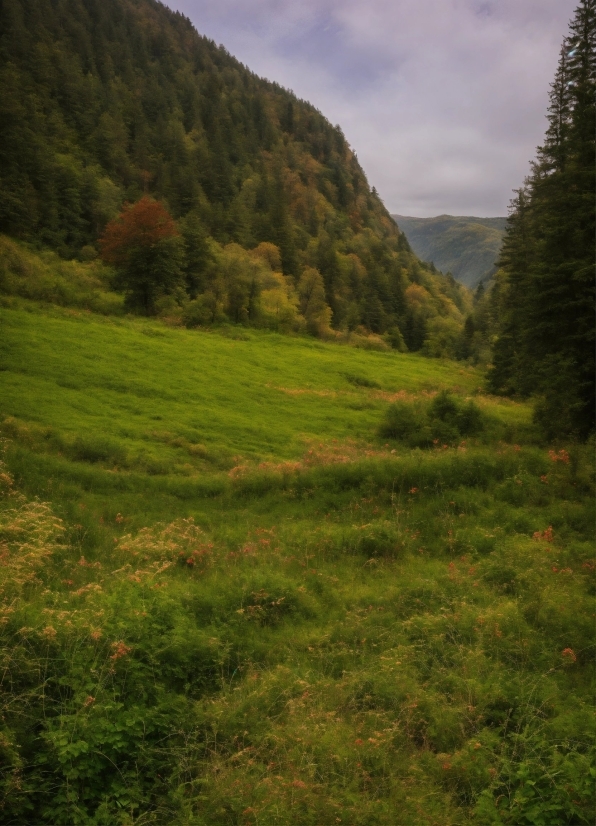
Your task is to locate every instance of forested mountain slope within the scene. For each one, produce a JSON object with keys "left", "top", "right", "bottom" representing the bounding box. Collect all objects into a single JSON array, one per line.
[
  {"left": 0, "top": 0, "right": 470, "bottom": 350},
  {"left": 392, "top": 214, "right": 506, "bottom": 288}
]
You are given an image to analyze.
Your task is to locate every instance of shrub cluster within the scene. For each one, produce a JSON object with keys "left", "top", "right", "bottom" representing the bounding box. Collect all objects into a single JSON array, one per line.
[{"left": 379, "top": 390, "right": 485, "bottom": 447}]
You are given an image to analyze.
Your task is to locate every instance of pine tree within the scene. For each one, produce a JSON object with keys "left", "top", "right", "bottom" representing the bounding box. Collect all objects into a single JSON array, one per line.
[{"left": 490, "top": 1, "right": 595, "bottom": 438}]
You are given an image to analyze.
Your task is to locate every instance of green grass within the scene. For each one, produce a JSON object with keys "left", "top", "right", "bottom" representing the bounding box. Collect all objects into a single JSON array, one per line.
[
  {"left": 0, "top": 304, "right": 481, "bottom": 458},
  {"left": 0, "top": 301, "right": 593, "bottom": 825}
]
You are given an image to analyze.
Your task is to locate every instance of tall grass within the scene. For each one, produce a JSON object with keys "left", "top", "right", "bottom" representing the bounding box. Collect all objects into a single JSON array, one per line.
[{"left": 0, "top": 301, "right": 593, "bottom": 824}]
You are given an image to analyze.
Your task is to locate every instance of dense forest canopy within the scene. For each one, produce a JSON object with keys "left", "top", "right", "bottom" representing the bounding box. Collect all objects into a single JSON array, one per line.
[{"left": 0, "top": 0, "right": 471, "bottom": 352}]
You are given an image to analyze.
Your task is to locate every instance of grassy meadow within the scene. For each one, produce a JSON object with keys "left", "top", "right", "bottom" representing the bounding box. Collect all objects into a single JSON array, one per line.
[{"left": 0, "top": 298, "right": 594, "bottom": 825}]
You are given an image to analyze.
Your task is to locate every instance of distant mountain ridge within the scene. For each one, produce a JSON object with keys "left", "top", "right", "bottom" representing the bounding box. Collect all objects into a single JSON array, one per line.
[{"left": 392, "top": 214, "right": 507, "bottom": 288}]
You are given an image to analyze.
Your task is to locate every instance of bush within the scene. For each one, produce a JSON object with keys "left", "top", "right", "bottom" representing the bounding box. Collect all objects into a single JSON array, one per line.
[{"left": 379, "top": 391, "right": 485, "bottom": 447}]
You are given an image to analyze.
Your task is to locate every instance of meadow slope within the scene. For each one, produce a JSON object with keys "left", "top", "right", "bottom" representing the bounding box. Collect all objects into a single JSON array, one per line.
[{"left": 0, "top": 300, "right": 593, "bottom": 825}]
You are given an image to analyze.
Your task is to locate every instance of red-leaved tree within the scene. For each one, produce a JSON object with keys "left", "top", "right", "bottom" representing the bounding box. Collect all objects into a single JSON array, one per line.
[{"left": 100, "top": 196, "right": 185, "bottom": 314}]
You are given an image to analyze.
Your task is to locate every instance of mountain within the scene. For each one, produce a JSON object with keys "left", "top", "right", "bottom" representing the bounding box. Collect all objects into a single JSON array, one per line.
[
  {"left": 0, "top": 0, "right": 470, "bottom": 354},
  {"left": 392, "top": 214, "right": 507, "bottom": 288}
]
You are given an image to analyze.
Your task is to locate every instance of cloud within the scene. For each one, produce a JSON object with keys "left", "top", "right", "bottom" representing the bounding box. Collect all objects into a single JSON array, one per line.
[{"left": 169, "top": 0, "right": 577, "bottom": 216}]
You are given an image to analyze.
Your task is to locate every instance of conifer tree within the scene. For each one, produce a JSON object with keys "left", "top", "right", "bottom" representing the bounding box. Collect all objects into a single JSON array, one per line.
[{"left": 490, "top": 1, "right": 595, "bottom": 438}]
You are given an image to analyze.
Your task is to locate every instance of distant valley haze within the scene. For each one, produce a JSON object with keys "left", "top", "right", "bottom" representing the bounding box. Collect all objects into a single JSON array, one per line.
[
  {"left": 392, "top": 214, "right": 507, "bottom": 288},
  {"left": 168, "top": 0, "right": 576, "bottom": 217}
]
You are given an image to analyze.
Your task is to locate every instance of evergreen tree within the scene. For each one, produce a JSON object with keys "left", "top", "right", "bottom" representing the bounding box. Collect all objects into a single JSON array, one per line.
[{"left": 490, "top": 1, "right": 595, "bottom": 438}]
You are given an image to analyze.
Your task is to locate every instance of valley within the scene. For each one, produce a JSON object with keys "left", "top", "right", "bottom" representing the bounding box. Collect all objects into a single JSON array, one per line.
[{"left": 0, "top": 298, "right": 593, "bottom": 824}]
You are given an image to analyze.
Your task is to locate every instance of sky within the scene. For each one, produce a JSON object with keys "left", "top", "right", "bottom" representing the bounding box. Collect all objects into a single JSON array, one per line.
[{"left": 167, "top": 0, "right": 577, "bottom": 217}]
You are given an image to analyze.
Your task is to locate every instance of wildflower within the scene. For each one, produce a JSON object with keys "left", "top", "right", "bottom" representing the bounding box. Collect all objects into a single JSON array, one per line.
[
  {"left": 533, "top": 526, "right": 554, "bottom": 542},
  {"left": 561, "top": 648, "right": 577, "bottom": 662},
  {"left": 115, "top": 513, "right": 125, "bottom": 523},
  {"left": 548, "top": 449, "right": 570, "bottom": 464},
  {"left": 90, "top": 628, "right": 102, "bottom": 641},
  {"left": 42, "top": 625, "right": 57, "bottom": 640},
  {"left": 110, "top": 641, "right": 132, "bottom": 660},
  {"left": 354, "top": 738, "right": 364, "bottom": 746},
  {"left": 408, "top": 487, "right": 418, "bottom": 494},
  {"left": 83, "top": 696, "right": 95, "bottom": 708}
]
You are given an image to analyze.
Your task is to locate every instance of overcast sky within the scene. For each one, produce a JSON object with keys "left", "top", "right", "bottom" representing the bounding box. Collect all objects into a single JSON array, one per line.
[{"left": 167, "top": 0, "right": 576, "bottom": 217}]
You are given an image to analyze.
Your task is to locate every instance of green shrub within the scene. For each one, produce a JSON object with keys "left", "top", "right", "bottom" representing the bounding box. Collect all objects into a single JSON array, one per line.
[
  {"left": 379, "top": 391, "right": 485, "bottom": 447},
  {"left": 68, "top": 435, "right": 128, "bottom": 466}
]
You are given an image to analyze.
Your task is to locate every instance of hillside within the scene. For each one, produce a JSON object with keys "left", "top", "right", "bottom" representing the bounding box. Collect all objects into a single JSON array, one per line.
[
  {"left": 0, "top": 0, "right": 470, "bottom": 352},
  {"left": 0, "top": 297, "right": 593, "bottom": 824},
  {"left": 392, "top": 215, "right": 506, "bottom": 288},
  {"left": 0, "top": 1, "right": 593, "bottom": 822}
]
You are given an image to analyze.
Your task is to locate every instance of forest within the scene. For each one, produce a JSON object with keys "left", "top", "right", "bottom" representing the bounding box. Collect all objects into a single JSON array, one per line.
[
  {"left": 0, "top": 1, "right": 594, "bottom": 824},
  {"left": 0, "top": 0, "right": 472, "bottom": 358}
]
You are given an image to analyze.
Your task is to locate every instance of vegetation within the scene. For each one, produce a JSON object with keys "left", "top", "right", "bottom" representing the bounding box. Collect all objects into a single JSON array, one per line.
[
  {"left": 0, "top": 0, "right": 593, "bottom": 823},
  {"left": 99, "top": 196, "right": 185, "bottom": 315},
  {"left": 379, "top": 391, "right": 486, "bottom": 448},
  {"left": 489, "top": 1, "right": 595, "bottom": 439},
  {"left": 0, "top": 0, "right": 471, "bottom": 353},
  {"left": 391, "top": 216, "right": 507, "bottom": 289},
  {"left": 0, "top": 298, "right": 593, "bottom": 825}
]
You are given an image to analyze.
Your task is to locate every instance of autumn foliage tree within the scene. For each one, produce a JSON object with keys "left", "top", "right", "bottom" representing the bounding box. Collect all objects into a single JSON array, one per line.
[{"left": 100, "top": 197, "right": 185, "bottom": 314}]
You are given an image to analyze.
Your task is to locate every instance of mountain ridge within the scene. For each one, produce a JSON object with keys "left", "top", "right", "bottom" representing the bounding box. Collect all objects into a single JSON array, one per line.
[{"left": 392, "top": 213, "right": 506, "bottom": 288}]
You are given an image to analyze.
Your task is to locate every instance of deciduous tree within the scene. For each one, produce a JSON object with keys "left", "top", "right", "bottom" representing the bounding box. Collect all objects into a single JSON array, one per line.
[{"left": 100, "top": 197, "right": 185, "bottom": 314}]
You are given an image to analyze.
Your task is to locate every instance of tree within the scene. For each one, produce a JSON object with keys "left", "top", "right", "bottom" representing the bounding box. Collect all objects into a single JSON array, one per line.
[
  {"left": 298, "top": 267, "right": 332, "bottom": 335},
  {"left": 99, "top": 197, "right": 185, "bottom": 314},
  {"left": 489, "top": 1, "right": 595, "bottom": 438}
]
